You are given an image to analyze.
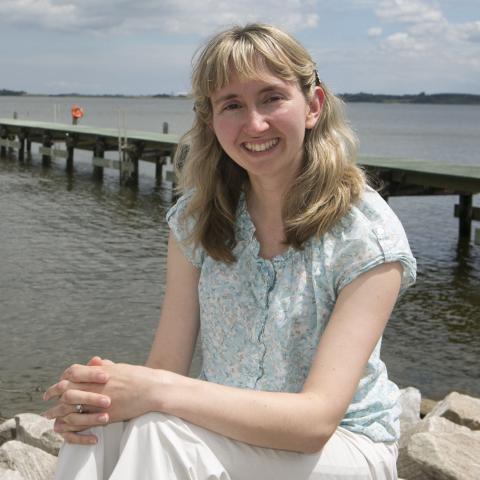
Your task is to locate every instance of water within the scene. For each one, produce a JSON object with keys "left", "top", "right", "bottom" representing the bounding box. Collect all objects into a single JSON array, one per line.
[{"left": 0, "top": 97, "right": 479, "bottom": 419}]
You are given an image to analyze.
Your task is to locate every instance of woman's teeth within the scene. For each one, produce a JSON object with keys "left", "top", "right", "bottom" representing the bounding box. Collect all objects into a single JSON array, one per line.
[{"left": 243, "top": 138, "right": 279, "bottom": 152}]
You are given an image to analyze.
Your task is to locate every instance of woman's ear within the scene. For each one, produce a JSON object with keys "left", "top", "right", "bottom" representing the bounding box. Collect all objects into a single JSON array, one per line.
[{"left": 305, "top": 87, "right": 325, "bottom": 129}]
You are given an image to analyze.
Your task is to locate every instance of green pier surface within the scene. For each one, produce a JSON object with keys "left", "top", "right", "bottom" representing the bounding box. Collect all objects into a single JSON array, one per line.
[
  {"left": 0, "top": 118, "right": 181, "bottom": 146},
  {"left": 1, "top": 118, "right": 479, "bottom": 193},
  {"left": 358, "top": 156, "right": 480, "bottom": 193}
]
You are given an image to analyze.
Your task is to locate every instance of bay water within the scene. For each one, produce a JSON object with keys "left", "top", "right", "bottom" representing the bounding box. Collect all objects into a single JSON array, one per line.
[{"left": 0, "top": 96, "right": 479, "bottom": 419}]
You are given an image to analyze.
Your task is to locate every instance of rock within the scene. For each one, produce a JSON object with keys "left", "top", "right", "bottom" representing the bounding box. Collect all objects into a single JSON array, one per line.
[
  {"left": 420, "top": 398, "right": 437, "bottom": 418},
  {"left": 0, "top": 420, "right": 16, "bottom": 446},
  {"left": 0, "top": 441, "right": 56, "bottom": 480},
  {"left": 426, "top": 391, "right": 480, "bottom": 430},
  {"left": 397, "top": 416, "right": 476, "bottom": 477},
  {"left": 406, "top": 432, "right": 480, "bottom": 479},
  {"left": 399, "top": 387, "right": 421, "bottom": 438},
  {"left": 0, "top": 465, "right": 26, "bottom": 480},
  {"left": 14, "top": 414, "right": 63, "bottom": 456}
]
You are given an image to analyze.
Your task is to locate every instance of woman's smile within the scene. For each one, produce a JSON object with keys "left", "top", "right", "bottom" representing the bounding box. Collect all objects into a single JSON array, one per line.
[{"left": 242, "top": 138, "right": 280, "bottom": 153}]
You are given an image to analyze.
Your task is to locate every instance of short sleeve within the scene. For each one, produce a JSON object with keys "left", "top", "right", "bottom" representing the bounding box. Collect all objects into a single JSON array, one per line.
[
  {"left": 326, "top": 189, "right": 416, "bottom": 296},
  {"left": 166, "top": 193, "right": 205, "bottom": 268}
]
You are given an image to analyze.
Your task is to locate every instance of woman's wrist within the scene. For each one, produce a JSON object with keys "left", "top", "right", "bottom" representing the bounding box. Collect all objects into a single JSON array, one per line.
[{"left": 146, "top": 367, "right": 187, "bottom": 415}]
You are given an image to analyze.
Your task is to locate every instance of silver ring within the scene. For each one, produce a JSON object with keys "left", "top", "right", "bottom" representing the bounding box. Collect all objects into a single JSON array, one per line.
[{"left": 75, "top": 404, "right": 84, "bottom": 414}]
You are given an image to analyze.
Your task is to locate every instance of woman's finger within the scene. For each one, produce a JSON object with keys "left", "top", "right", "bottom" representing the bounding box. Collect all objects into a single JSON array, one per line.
[
  {"left": 55, "top": 412, "right": 109, "bottom": 431},
  {"left": 61, "top": 364, "right": 109, "bottom": 384},
  {"left": 60, "top": 389, "right": 111, "bottom": 409},
  {"left": 42, "top": 402, "right": 75, "bottom": 420},
  {"left": 43, "top": 401, "right": 102, "bottom": 421},
  {"left": 43, "top": 379, "right": 70, "bottom": 402},
  {"left": 87, "top": 356, "right": 115, "bottom": 366}
]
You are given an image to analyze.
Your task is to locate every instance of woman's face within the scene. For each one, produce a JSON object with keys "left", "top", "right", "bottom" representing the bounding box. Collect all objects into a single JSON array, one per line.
[{"left": 210, "top": 67, "right": 323, "bottom": 186}]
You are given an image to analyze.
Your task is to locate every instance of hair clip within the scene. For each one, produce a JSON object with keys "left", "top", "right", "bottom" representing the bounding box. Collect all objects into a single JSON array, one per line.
[{"left": 314, "top": 69, "right": 321, "bottom": 86}]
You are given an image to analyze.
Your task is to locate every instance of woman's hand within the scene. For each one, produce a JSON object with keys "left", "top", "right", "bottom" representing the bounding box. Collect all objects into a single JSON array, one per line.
[
  {"left": 42, "top": 356, "right": 113, "bottom": 444},
  {"left": 44, "top": 359, "right": 168, "bottom": 444}
]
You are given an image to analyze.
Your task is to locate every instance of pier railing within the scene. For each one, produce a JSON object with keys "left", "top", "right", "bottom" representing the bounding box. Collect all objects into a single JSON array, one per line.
[{"left": 1, "top": 118, "right": 479, "bottom": 242}]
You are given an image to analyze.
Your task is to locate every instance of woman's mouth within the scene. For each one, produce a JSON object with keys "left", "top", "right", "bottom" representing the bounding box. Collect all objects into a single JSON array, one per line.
[{"left": 242, "top": 138, "right": 279, "bottom": 153}]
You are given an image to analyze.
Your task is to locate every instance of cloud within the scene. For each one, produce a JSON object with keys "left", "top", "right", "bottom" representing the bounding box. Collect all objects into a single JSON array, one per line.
[
  {"left": 376, "top": 0, "right": 444, "bottom": 24},
  {"left": 368, "top": 27, "right": 383, "bottom": 37},
  {"left": 0, "top": 0, "right": 319, "bottom": 34},
  {"left": 382, "top": 32, "right": 430, "bottom": 53},
  {"left": 371, "top": 0, "right": 480, "bottom": 55},
  {"left": 452, "top": 21, "right": 480, "bottom": 43}
]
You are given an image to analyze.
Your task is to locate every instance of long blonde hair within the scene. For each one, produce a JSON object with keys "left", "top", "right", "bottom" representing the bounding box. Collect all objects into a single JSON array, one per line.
[{"left": 176, "top": 23, "right": 365, "bottom": 263}]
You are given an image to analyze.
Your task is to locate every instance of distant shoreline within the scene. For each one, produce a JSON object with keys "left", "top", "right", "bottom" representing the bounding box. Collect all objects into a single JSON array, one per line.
[{"left": 1, "top": 89, "right": 480, "bottom": 105}]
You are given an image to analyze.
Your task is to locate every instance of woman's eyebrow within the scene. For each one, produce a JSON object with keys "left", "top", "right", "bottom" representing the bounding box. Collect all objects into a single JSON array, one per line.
[
  {"left": 212, "top": 86, "right": 283, "bottom": 106},
  {"left": 212, "top": 93, "right": 238, "bottom": 106}
]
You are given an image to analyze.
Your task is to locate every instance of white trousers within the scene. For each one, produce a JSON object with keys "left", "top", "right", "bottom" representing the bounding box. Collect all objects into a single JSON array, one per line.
[{"left": 54, "top": 412, "right": 398, "bottom": 480}]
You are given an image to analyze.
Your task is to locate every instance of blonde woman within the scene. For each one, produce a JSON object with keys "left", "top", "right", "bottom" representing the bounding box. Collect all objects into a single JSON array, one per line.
[{"left": 44, "top": 24, "right": 416, "bottom": 479}]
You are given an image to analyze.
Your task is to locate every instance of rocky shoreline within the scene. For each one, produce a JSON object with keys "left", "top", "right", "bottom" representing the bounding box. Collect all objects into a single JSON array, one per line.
[{"left": 1, "top": 389, "right": 479, "bottom": 479}]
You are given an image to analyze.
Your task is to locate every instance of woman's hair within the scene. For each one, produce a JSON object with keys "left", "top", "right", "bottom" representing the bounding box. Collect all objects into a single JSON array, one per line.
[{"left": 175, "top": 23, "right": 365, "bottom": 263}]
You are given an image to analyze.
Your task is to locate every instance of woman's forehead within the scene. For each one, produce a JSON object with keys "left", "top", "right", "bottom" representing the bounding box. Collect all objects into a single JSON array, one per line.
[{"left": 210, "top": 65, "right": 296, "bottom": 97}]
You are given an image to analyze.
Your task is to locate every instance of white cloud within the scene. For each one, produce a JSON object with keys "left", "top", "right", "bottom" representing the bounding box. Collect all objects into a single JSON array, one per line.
[
  {"left": 0, "top": 0, "right": 319, "bottom": 34},
  {"left": 376, "top": 0, "right": 444, "bottom": 24},
  {"left": 451, "top": 21, "right": 480, "bottom": 43},
  {"left": 372, "top": 0, "right": 479, "bottom": 58},
  {"left": 368, "top": 27, "right": 383, "bottom": 37},
  {"left": 382, "top": 31, "right": 430, "bottom": 52}
]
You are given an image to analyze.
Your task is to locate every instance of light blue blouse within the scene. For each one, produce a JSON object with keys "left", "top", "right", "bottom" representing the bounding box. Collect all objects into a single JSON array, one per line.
[{"left": 166, "top": 186, "right": 416, "bottom": 442}]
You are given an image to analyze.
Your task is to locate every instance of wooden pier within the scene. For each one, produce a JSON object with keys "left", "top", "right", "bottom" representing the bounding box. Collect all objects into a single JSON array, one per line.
[
  {"left": 0, "top": 118, "right": 180, "bottom": 186},
  {"left": 1, "top": 118, "right": 479, "bottom": 242}
]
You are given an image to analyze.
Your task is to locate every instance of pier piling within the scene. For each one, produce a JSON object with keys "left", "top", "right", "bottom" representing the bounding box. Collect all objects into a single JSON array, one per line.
[
  {"left": 0, "top": 128, "right": 7, "bottom": 157},
  {"left": 458, "top": 194, "right": 473, "bottom": 239},
  {"left": 93, "top": 138, "right": 106, "bottom": 181},
  {"left": 65, "top": 134, "right": 76, "bottom": 173},
  {"left": 41, "top": 133, "right": 53, "bottom": 166},
  {"left": 18, "top": 131, "right": 26, "bottom": 161}
]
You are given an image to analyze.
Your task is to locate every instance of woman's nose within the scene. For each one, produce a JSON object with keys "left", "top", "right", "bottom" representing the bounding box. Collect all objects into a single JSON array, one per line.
[{"left": 243, "top": 108, "right": 269, "bottom": 135}]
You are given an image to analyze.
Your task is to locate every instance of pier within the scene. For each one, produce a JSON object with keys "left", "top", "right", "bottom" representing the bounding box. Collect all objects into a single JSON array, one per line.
[
  {"left": 1, "top": 118, "right": 479, "bottom": 242},
  {"left": 0, "top": 118, "right": 180, "bottom": 186}
]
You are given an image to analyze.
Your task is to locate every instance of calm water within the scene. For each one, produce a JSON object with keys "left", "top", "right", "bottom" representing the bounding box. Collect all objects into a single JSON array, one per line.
[{"left": 0, "top": 97, "right": 479, "bottom": 419}]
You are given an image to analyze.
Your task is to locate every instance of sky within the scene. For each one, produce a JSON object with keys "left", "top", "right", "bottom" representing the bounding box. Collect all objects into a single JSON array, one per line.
[{"left": 0, "top": 0, "right": 479, "bottom": 96}]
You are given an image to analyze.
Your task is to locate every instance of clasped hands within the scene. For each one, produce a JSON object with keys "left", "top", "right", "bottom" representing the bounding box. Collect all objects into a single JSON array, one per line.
[{"left": 43, "top": 356, "right": 165, "bottom": 445}]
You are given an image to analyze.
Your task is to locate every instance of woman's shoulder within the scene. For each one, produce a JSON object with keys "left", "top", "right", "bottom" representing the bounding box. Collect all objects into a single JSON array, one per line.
[
  {"left": 166, "top": 191, "right": 195, "bottom": 224},
  {"left": 313, "top": 186, "right": 416, "bottom": 295},
  {"left": 332, "top": 186, "right": 404, "bottom": 238},
  {"left": 166, "top": 191, "right": 205, "bottom": 268}
]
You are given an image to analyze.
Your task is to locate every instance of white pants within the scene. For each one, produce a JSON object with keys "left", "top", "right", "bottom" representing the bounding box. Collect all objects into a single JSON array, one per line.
[{"left": 54, "top": 412, "right": 398, "bottom": 479}]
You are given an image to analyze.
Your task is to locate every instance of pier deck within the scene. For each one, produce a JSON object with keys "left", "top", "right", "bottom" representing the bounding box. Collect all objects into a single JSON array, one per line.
[{"left": 1, "top": 118, "right": 479, "bottom": 241}]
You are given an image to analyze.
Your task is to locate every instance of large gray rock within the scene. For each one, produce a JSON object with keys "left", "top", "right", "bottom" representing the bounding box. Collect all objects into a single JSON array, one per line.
[
  {"left": 399, "top": 387, "right": 422, "bottom": 440},
  {"left": 407, "top": 431, "right": 480, "bottom": 479},
  {"left": 0, "top": 420, "right": 16, "bottom": 447},
  {"left": 14, "top": 414, "right": 62, "bottom": 456},
  {"left": 0, "top": 465, "right": 26, "bottom": 480},
  {"left": 420, "top": 398, "right": 437, "bottom": 418},
  {"left": 397, "top": 416, "right": 476, "bottom": 477},
  {"left": 0, "top": 441, "right": 56, "bottom": 480},
  {"left": 426, "top": 391, "right": 480, "bottom": 430}
]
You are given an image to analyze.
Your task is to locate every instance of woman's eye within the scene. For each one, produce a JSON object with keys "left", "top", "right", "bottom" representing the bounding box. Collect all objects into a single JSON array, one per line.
[
  {"left": 265, "top": 95, "right": 283, "bottom": 103},
  {"left": 223, "top": 103, "right": 241, "bottom": 111}
]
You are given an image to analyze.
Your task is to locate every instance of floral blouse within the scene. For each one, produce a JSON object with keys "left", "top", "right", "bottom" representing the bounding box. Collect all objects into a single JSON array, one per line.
[{"left": 166, "top": 186, "right": 416, "bottom": 442}]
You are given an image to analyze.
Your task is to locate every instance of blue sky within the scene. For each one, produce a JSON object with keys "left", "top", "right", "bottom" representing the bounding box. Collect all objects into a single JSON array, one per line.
[{"left": 0, "top": 0, "right": 479, "bottom": 95}]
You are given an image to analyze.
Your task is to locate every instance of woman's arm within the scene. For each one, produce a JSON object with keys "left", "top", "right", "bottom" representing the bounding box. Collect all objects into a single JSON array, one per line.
[
  {"left": 153, "top": 261, "right": 403, "bottom": 454},
  {"left": 145, "top": 232, "right": 201, "bottom": 375}
]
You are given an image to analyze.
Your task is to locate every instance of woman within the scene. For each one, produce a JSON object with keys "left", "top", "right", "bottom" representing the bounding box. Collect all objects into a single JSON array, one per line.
[{"left": 44, "top": 23, "right": 416, "bottom": 479}]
